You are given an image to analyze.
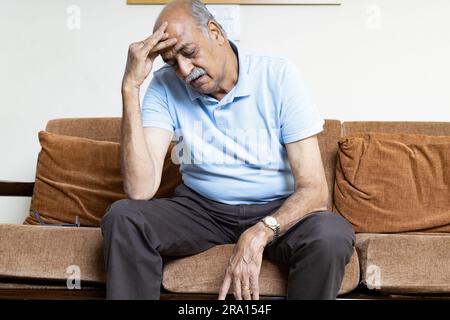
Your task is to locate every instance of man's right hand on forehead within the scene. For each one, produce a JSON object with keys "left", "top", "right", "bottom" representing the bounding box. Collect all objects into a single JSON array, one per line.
[{"left": 122, "top": 21, "right": 177, "bottom": 90}]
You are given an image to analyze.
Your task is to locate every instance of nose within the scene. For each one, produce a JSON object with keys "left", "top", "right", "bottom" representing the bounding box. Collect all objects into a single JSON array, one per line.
[{"left": 176, "top": 55, "right": 194, "bottom": 79}]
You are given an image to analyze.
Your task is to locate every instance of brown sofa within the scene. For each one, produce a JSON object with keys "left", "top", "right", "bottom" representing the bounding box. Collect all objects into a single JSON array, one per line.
[{"left": 0, "top": 117, "right": 449, "bottom": 299}]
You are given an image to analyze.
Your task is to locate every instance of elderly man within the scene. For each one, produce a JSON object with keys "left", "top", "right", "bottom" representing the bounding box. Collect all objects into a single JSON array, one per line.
[{"left": 101, "top": 0, "right": 355, "bottom": 300}]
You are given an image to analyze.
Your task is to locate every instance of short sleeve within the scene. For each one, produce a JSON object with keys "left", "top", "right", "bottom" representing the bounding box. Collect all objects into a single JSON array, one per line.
[
  {"left": 141, "top": 75, "right": 175, "bottom": 132},
  {"left": 279, "top": 62, "right": 325, "bottom": 144}
]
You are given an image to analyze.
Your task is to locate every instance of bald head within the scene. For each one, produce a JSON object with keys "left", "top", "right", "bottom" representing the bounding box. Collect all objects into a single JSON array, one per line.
[
  {"left": 154, "top": 0, "right": 191, "bottom": 28},
  {"left": 150, "top": 0, "right": 236, "bottom": 100},
  {"left": 154, "top": 0, "right": 225, "bottom": 38}
]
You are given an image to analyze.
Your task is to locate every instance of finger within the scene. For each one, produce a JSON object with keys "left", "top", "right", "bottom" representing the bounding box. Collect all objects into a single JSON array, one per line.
[
  {"left": 233, "top": 278, "right": 242, "bottom": 300},
  {"left": 155, "top": 20, "right": 169, "bottom": 33},
  {"left": 146, "top": 21, "right": 168, "bottom": 41},
  {"left": 218, "top": 273, "right": 231, "bottom": 300},
  {"left": 149, "top": 37, "right": 177, "bottom": 54},
  {"left": 250, "top": 273, "right": 260, "bottom": 300},
  {"left": 241, "top": 274, "right": 252, "bottom": 300},
  {"left": 142, "top": 22, "right": 168, "bottom": 50},
  {"left": 161, "top": 32, "right": 169, "bottom": 41},
  {"left": 142, "top": 32, "right": 165, "bottom": 52}
]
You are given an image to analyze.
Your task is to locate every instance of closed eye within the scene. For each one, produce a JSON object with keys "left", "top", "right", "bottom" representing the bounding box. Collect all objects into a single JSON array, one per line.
[
  {"left": 182, "top": 46, "right": 198, "bottom": 58},
  {"left": 184, "top": 50, "right": 196, "bottom": 58},
  {"left": 163, "top": 45, "right": 197, "bottom": 67}
]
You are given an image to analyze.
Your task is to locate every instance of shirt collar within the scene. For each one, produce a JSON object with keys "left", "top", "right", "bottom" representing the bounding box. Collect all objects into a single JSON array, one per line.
[{"left": 186, "top": 40, "right": 251, "bottom": 102}]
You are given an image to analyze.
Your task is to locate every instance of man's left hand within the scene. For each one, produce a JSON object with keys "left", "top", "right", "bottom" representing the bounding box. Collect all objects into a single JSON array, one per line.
[{"left": 218, "top": 222, "right": 273, "bottom": 300}]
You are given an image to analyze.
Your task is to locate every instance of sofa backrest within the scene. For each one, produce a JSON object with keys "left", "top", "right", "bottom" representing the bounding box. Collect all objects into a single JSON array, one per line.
[
  {"left": 45, "top": 118, "right": 450, "bottom": 210},
  {"left": 45, "top": 118, "right": 342, "bottom": 211},
  {"left": 46, "top": 118, "right": 121, "bottom": 142},
  {"left": 342, "top": 121, "right": 450, "bottom": 136},
  {"left": 316, "top": 120, "right": 342, "bottom": 211}
]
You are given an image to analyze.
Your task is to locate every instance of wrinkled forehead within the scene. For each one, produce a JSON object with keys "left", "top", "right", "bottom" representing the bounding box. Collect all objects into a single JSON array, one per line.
[
  {"left": 160, "top": 44, "right": 196, "bottom": 63},
  {"left": 154, "top": 14, "right": 198, "bottom": 39},
  {"left": 159, "top": 21, "right": 201, "bottom": 59},
  {"left": 166, "top": 20, "right": 191, "bottom": 41}
]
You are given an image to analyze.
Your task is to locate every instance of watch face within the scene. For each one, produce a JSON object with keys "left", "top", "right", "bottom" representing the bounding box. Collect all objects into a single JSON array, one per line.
[{"left": 265, "top": 216, "right": 277, "bottom": 227}]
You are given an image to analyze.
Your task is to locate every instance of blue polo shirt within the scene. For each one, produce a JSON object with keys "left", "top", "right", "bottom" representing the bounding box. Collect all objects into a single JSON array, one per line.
[{"left": 141, "top": 42, "right": 324, "bottom": 205}]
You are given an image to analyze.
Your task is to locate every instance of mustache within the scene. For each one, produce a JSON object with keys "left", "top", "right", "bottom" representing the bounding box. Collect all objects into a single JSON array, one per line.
[{"left": 185, "top": 68, "right": 206, "bottom": 84}]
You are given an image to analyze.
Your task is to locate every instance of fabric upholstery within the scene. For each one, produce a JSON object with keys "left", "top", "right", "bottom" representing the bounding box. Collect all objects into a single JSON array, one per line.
[
  {"left": 339, "top": 121, "right": 450, "bottom": 233},
  {"left": 46, "top": 118, "right": 182, "bottom": 203},
  {"left": 334, "top": 132, "right": 450, "bottom": 233},
  {"left": 342, "top": 121, "right": 450, "bottom": 137},
  {"left": 46, "top": 117, "right": 122, "bottom": 143},
  {"left": 25, "top": 131, "right": 127, "bottom": 226},
  {"left": 0, "top": 224, "right": 358, "bottom": 296},
  {"left": 162, "top": 244, "right": 360, "bottom": 296},
  {"left": 0, "top": 281, "right": 103, "bottom": 290},
  {"left": 316, "top": 120, "right": 342, "bottom": 211},
  {"left": 0, "top": 224, "right": 105, "bottom": 282},
  {"left": 24, "top": 130, "right": 181, "bottom": 226},
  {"left": 356, "top": 233, "right": 450, "bottom": 294}
]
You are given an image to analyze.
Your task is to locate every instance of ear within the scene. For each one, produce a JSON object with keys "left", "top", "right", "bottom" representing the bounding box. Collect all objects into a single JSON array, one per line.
[{"left": 207, "top": 21, "right": 226, "bottom": 45}]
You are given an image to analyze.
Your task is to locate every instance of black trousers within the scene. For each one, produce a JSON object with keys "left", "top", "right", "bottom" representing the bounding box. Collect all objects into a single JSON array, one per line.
[{"left": 101, "top": 183, "right": 355, "bottom": 300}]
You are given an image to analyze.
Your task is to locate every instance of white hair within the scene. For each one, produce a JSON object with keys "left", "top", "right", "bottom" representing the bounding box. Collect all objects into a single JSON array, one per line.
[{"left": 190, "top": 0, "right": 227, "bottom": 38}]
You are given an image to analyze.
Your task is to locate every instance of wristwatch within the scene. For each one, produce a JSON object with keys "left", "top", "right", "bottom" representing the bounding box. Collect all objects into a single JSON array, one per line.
[{"left": 261, "top": 216, "right": 280, "bottom": 244}]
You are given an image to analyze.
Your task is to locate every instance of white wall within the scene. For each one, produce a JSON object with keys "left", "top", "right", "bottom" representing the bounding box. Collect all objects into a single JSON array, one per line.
[{"left": 1, "top": 0, "right": 449, "bottom": 223}]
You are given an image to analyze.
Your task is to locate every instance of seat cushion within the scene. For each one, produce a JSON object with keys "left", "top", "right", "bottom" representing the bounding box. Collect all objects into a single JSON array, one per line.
[
  {"left": 356, "top": 233, "right": 450, "bottom": 294},
  {"left": 162, "top": 244, "right": 360, "bottom": 296},
  {"left": 0, "top": 224, "right": 359, "bottom": 296},
  {"left": 0, "top": 224, "right": 105, "bottom": 283}
]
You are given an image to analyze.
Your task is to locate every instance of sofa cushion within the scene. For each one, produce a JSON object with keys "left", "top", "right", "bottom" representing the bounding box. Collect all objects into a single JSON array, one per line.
[
  {"left": 162, "top": 244, "right": 360, "bottom": 296},
  {"left": 0, "top": 224, "right": 358, "bottom": 297},
  {"left": 0, "top": 224, "right": 105, "bottom": 283},
  {"left": 24, "top": 131, "right": 181, "bottom": 226},
  {"left": 24, "top": 131, "right": 126, "bottom": 226},
  {"left": 45, "top": 118, "right": 122, "bottom": 143},
  {"left": 334, "top": 132, "right": 450, "bottom": 233},
  {"left": 356, "top": 233, "right": 450, "bottom": 294}
]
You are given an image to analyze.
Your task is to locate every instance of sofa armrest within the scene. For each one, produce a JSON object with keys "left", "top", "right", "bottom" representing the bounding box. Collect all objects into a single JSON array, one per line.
[{"left": 0, "top": 181, "right": 34, "bottom": 197}]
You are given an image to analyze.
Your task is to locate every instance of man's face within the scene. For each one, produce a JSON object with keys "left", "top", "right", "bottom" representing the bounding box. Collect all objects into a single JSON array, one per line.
[{"left": 158, "top": 20, "right": 226, "bottom": 95}]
